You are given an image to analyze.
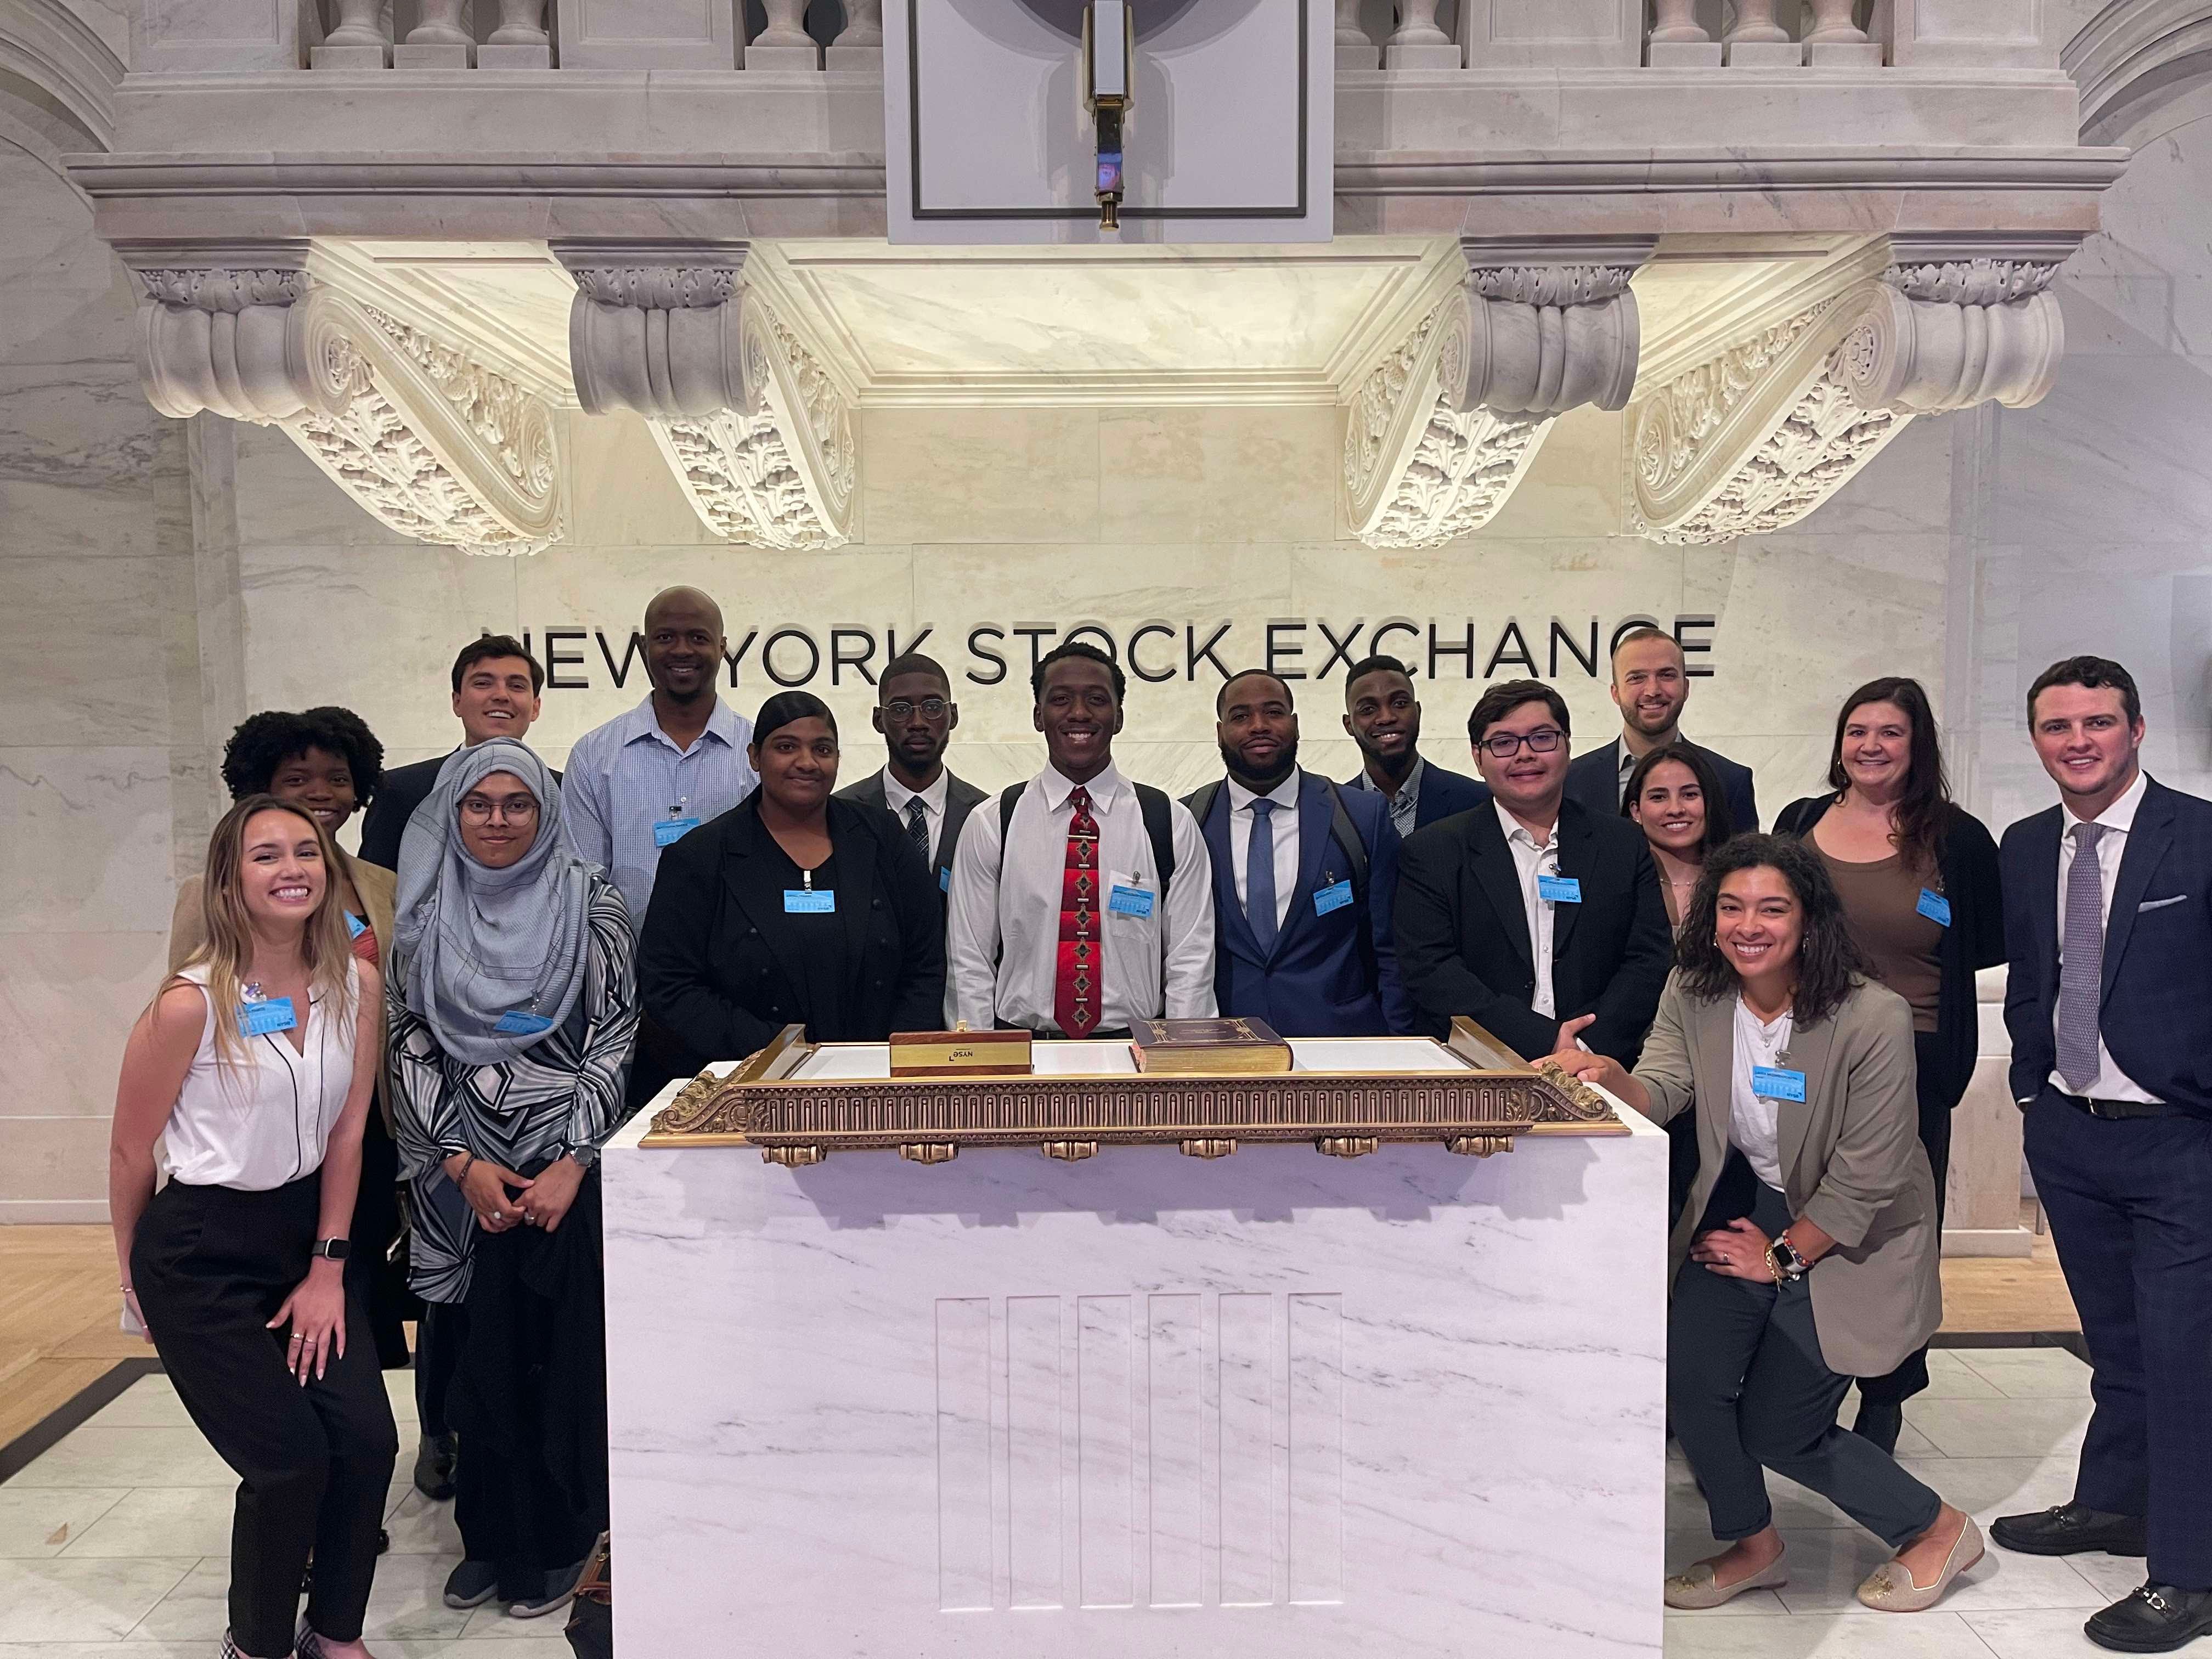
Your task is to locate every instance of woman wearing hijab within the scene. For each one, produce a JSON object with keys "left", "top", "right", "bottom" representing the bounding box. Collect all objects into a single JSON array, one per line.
[
  {"left": 386, "top": 740, "right": 639, "bottom": 1622},
  {"left": 638, "top": 691, "right": 945, "bottom": 1067}
]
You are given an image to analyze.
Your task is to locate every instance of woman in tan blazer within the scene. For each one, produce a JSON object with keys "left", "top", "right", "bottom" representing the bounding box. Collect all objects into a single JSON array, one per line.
[{"left": 1556, "top": 834, "right": 1979, "bottom": 1615}]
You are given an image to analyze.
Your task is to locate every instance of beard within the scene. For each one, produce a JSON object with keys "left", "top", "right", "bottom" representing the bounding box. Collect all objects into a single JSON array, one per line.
[{"left": 1221, "top": 734, "right": 1299, "bottom": 790}]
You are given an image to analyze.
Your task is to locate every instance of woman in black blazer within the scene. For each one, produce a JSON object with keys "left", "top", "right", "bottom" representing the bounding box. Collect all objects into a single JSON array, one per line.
[
  {"left": 1773, "top": 676, "right": 2004, "bottom": 1450},
  {"left": 638, "top": 692, "right": 946, "bottom": 1065}
]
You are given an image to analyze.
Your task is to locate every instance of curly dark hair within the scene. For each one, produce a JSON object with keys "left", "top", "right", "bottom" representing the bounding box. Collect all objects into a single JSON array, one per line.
[
  {"left": 1674, "top": 833, "right": 1870, "bottom": 1025},
  {"left": 219, "top": 707, "right": 385, "bottom": 805}
]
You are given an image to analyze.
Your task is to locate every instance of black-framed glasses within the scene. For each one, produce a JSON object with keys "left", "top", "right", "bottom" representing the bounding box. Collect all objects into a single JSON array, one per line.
[
  {"left": 885, "top": 697, "right": 949, "bottom": 720},
  {"left": 1479, "top": 727, "right": 1566, "bottom": 759}
]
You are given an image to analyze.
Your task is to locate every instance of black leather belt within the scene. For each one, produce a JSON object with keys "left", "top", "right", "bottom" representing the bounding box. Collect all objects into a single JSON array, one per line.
[{"left": 2052, "top": 1089, "right": 2186, "bottom": 1121}]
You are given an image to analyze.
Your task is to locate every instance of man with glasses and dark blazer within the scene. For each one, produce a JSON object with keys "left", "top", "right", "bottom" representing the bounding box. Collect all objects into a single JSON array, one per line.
[
  {"left": 1990, "top": 655, "right": 2212, "bottom": 1655},
  {"left": 836, "top": 652, "right": 985, "bottom": 914},
  {"left": 1395, "top": 679, "right": 1672, "bottom": 1064}
]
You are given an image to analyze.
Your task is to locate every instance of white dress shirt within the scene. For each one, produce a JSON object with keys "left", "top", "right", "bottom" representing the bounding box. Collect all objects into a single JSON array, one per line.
[
  {"left": 1497, "top": 799, "right": 1564, "bottom": 1019},
  {"left": 880, "top": 767, "right": 951, "bottom": 866},
  {"left": 946, "top": 762, "right": 1217, "bottom": 1032},
  {"left": 2051, "top": 768, "right": 2159, "bottom": 1103},
  {"left": 1226, "top": 774, "right": 1301, "bottom": 933},
  {"left": 1730, "top": 994, "right": 1795, "bottom": 1191}
]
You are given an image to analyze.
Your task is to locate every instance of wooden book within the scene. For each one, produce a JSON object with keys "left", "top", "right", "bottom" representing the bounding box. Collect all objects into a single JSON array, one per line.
[
  {"left": 1128, "top": 1017, "right": 1292, "bottom": 1075},
  {"left": 888, "top": 1028, "right": 1034, "bottom": 1077}
]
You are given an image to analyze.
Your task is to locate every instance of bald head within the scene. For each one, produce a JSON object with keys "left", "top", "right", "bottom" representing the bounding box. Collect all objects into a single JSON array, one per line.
[
  {"left": 642, "top": 586, "right": 727, "bottom": 707},
  {"left": 645, "top": 585, "right": 723, "bottom": 636}
]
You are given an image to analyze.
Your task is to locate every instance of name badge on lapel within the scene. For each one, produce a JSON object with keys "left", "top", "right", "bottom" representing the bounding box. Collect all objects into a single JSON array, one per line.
[
  {"left": 237, "top": 996, "right": 298, "bottom": 1039},
  {"left": 1538, "top": 873, "right": 1583, "bottom": 904},
  {"left": 1752, "top": 1066, "right": 1807, "bottom": 1103},
  {"left": 1314, "top": 878, "right": 1354, "bottom": 917}
]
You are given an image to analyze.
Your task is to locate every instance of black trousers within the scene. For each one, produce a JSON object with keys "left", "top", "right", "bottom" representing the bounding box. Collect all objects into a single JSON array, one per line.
[
  {"left": 450, "top": 1170, "right": 608, "bottom": 1599},
  {"left": 1670, "top": 1179, "right": 1943, "bottom": 1550},
  {"left": 2027, "top": 1087, "right": 2212, "bottom": 1590},
  {"left": 350, "top": 1107, "right": 417, "bottom": 1372},
  {"left": 413, "top": 1301, "right": 461, "bottom": 1440},
  {"left": 1854, "top": 1029, "right": 1954, "bottom": 1413},
  {"left": 131, "top": 1176, "right": 400, "bottom": 1656}
]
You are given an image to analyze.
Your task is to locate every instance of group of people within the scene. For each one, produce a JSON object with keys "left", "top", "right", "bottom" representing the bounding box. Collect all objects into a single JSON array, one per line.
[{"left": 106, "top": 579, "right": 2212, "bottom": 1656}]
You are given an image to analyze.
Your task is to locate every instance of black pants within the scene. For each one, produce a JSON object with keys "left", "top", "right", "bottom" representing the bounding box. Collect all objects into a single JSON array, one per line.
[
  {"left": 2027, "top": 1087, "right": 2212, "bottom": 1590},
  {"left": 131, "top": 1176, "right": 400, "bottom": 1656},
  {"left": 450, "top": 1171, "right": 608, "bottom": 1599},
  {"left": 350, "top": 1107, "right": 417, "bottom": 1371},
  {"left": 1855, "top": 1029, "right": 1955, "bottom": 1412},
  {"left": 414, "top": 1301, "right": 461, "bottom": 1439},
  {"left": 1670, "top": 1180, "right": 1943, "bottom": 1549}
]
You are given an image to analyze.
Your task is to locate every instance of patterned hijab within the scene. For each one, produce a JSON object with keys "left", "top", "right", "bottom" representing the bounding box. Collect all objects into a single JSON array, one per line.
[{"left": 393, "top": 740, "right": 594, "bottom": 1065}]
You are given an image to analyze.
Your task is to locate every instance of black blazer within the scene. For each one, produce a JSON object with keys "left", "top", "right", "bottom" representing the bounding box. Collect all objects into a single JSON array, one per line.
[
  {"left": 2001, "top": 776, "right": 2212, "bottom": 1116},
  {"left": 358, "top": 748, "right": 562, "bottom": 871},
  {"left": 1773, "top": 794, "right": 2006, "bottom": 1110},
  {"left": 636, "top": 794, "right": 946, "bottom": 1067},
  {"left": 1395, "top": 795, "right": 1673, "bottom": 1062},
  {"left": 1564, "top": 736, "right": 1760, "bottom": 836},
  {"left": 833, "top": 766, "right": 987, "bottom": 903}
]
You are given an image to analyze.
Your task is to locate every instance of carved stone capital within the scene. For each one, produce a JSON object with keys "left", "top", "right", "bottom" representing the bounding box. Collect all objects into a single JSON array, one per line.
[
  {"left": 1848, "top": 280, "right": 2066, "bottom": 414},
  {"left": 555, "top": 240, "right": 754, "bottom": 420},
  {"left": 132, "top": 267, "right": 564, "bottom": 552}
]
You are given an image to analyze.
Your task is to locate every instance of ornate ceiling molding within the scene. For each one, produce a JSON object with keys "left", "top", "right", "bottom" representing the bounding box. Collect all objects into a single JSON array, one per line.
[
  {"left": 1344, "top": 243, "right": 1644, "bottom": 549},
  {"left": 130, "top": 254, "right": 564, "bottom": 553},
  {"left": 556, "top": 240, "right": 857, "bottom": 549}
]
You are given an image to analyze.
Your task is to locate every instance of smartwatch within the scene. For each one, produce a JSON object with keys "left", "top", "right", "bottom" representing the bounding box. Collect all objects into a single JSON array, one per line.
[
  {"left": 1765, "top": 1235, "right": 1810, "bottom": 1282},
  {"left": 310, "top": 1238, "right": 352, "bottom": 1261}
]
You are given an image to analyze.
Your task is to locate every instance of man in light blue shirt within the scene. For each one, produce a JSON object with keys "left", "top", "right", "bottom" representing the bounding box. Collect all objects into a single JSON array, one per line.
[{"left": 562, "top": 586, "right": 757, "bottom": 932}]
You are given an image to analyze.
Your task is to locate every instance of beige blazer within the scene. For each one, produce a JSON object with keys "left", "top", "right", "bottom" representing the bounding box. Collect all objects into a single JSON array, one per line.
[{"left": 1633, "top": 971, "right": 1941, "bottom": 1377}]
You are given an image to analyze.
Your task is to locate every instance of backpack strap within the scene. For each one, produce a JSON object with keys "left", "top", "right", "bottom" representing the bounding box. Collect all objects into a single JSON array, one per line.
[
  {"left": 1184, "top": 779, "right": 1222, "bottom": 834},
  {"left": 1133, "top": 783, "right": 1176, "bottom": 896}
]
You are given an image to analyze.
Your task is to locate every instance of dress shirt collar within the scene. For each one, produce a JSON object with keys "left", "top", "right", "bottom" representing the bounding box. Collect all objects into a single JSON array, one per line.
[
  {"left": 2065, "top": 766, "right": 2147, "bottom": 836},
  {"left": 1494, "top": 797, "right": 1558, "bottom": 851},
  {"left": 1226, "top": 771, "right": 1301, "bottom": 815},
  {"left": 1039, "top": 761, "right": 1128, "bottom": 814},
  {"left": 1619, "top": 733, "right": 1694, "bottom": 781},
  {"left": 1364, "top": 752, "right": 1425, "bottom": 807},
  {"left": 882, "top": 766, "right": 949, "bottom": 819},
  {"left": 615, "top": 691, "right": 744, "bottom": 754}
]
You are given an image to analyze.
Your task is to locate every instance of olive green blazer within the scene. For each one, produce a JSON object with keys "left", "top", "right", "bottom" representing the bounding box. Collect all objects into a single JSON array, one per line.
[{"left": 1632, "top": 970, "right": 1942, "bottom": 1377}]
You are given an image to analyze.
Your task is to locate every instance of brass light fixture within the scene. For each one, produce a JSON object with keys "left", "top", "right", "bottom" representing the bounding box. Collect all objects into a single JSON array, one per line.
[{"left": 1082, "top": 2, "right": 1133, "bottom": 230}]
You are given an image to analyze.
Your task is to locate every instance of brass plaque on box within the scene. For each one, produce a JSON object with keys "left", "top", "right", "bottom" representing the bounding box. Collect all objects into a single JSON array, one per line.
[{"left": 888, "top": 1028, "right": 1032, "bottom": 1077}]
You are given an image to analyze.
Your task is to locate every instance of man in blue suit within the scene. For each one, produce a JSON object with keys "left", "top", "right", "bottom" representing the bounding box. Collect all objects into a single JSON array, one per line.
[
  {"left": 1190, "top": 670, "right": 1409, "bottom": 1036},
  {"left": 1340, "top": 653, "right": 1487, "bottom": 838},
  {"left": 1990, "top": 656, "right": 2212, "bottom": 1655}
]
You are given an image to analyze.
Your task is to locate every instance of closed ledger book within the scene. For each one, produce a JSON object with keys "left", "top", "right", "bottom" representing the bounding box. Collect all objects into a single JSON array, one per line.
[{"left": 1128, "top": 1017, "right": 1292, "bottom": 1075}]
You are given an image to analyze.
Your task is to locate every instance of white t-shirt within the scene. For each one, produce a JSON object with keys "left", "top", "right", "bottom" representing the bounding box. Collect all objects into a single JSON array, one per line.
[{"left": 1729, "top": 992, "right": 1795, "bottom": 1192}]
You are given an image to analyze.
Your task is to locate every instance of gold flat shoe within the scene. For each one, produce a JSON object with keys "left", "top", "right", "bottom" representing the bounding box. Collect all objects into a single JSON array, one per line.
[
  {"left": 1857, "top": 1516, "right": 1984, "bottom": 1612},
  {"left": 1663, "top": 1552, "right": 1788, "bottom": 1610}
]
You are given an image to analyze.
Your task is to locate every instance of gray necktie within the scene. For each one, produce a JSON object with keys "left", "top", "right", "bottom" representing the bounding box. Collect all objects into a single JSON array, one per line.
[
  {"left": 2057, "top": 821, "right": 2107, "bottom": 1093},
  {"left": 1246, "top": 798, "right": 1279, "bottom": 956},
  {"left": 904, "top": 798, "right": 931, "bottom": 865}
]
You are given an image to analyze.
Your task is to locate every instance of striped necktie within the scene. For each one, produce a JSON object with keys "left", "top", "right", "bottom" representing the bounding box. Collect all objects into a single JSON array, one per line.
[{"left": 2056, "top": 821, "right": 2107, "bottom": 1092}]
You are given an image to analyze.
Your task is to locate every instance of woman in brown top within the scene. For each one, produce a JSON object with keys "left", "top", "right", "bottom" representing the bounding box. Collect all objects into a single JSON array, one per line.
[{"left": 1774, "top": 677, "right": 2004, "bottom": 1451}]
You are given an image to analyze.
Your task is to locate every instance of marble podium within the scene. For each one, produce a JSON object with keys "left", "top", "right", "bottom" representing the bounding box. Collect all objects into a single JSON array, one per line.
[{"left": 602, "top": 1040, "right": 1667, "bottom": 1656}]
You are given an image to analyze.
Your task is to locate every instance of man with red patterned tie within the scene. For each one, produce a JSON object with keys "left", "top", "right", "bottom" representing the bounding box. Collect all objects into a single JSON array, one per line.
[{"left": 946, "top": 641, "right": 1215, "bottom": 1037}]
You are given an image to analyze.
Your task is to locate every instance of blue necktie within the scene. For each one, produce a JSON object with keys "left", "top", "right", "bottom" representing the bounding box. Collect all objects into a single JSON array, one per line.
[{"left": 1246, "top": 798, "right": 1279, "bottom": 957}]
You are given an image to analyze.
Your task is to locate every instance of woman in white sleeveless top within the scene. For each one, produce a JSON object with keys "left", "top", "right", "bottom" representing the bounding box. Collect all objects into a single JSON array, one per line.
[{"left": 110, "top": 795, "right": 398, "bottom": 1659}]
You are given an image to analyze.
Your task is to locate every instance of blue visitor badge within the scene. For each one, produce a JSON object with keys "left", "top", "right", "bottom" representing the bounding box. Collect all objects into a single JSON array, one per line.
[
  {"left": 784, "top": 889, "right": 836, "bottom": 913},
  {"left": 1916, "top": 888, "right": 1953, "bottom": 927},
  {"left": 1752, "top": 1065, "right": 1808, "bottom": 1103},
  {"left": 939, "top": 866, "right": 951, "bottom": 893},
  {"left": 1108, "top": 883, "right": 1155, "bottom": 919},
  {"left": 653, "top": 816, "right": 701, "bottom": 848},
  {"left": 237, "top": 997, "right": 298, "bottom": 1038},
  {"left": 1538, "top": 873, "right": 1583, "bottom": 904},
  {"left": 1314, "top": 878, "right": 1355, "bottom": 917},
  {"left": 345, "top": 911, "right": 366, "bottom": 940},
  {"left": 494, "top": 1009, "right": 554, "bottom": 1036}
]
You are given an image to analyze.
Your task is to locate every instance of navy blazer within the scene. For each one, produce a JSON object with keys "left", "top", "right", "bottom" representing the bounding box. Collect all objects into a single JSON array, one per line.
[
  {"left": 1190, "top": 772, "right": 1409, "bottom": 1037},
  {"left": 1563, "top": 736, "right": 1760, "bottom": 837},
  {"left": 1395, "top": 795, "right": 1673, "bottom": 1063},
  {"left": 1340, "top": 756, "right": 1489, "bottom": 832},
  {"left": 2001, "top": 776, "right": 2212, "bottom": 1116}
]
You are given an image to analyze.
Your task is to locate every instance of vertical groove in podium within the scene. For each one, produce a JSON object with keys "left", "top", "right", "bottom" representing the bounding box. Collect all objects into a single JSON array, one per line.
[
  {"left": 1147, "top": 1292, "right": 1205, "bottom": 1606},
  {"left": 935, "top": 1296, "right": 994, "bottom": 1611},
  {"left": 1217, "top": 1291, "right": 1278, "bottom": 1605},
  {"left": 1287, "top": 1291, "right": 1345, "bottom": 1605},
  {"left": 1077, "top": 1294, "right": 1135, "bottom": 1607},
  {"left": 1006, "top": 1295, "right": 1064, "bottom": 1608}
]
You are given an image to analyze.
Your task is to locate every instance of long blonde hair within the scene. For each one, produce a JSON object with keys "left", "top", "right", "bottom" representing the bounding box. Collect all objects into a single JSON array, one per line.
[{"left": 172, "top": 794, "right": 358, "bottom": 1063}]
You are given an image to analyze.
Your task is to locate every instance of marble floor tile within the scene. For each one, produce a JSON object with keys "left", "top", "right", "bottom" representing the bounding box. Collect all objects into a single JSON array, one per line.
[
  {"left": 58, "top": 1488, "right": 232, "bottom": 1560},
  {"left": 1903, "top": 1397, "right": 2091, "bottom": 1459},
  {"left": 121, "top": 1556, "right": 227, "bottom": 1641},
  {"left": 385, "top": 1370, "right": 421, "bottom": 1425},
  {"left": 1959, "top": 1605, "right": 2112, "bottom": 1657},
  {"left": 0, "top": 1556, "right": 196, "bottom": 1641},
  {"left": 1896, "top": 1363, "right": 2004, "bottom": 1402},
  {"left": 1952, "top": 1349, "right": 2093, "bottom": 1399},
  {"left": 1895, "top": 1454, "right": 2081, "bottom": 1523},
  {"left": 9, "top": 1427, "right": 233, "bottom": 1489},
  {"left": 458, "top": 1601, "right": 577, "bottom": 1639},
  {"left": 383, "top": 1488, "right": 462, "bottom": 1557},
  {"left": 0, "top": 1491, "right": 127, "bottom": 1559},
  {"left": 81, "top": 1378, "right": 191, "bottom": 1430},
  {"left": 2063, "top": 1547, "right": 2158, "bottom": 1605},
  {"left": 1656, "top": 1610, "right": 2001, "bottom": 1656},
  {"left": 1765, "top": 1523, "right": 2103, "bottom": 1616},
  {"left": 131, "top": 1551, "right": 478, "bottom": 1644}
]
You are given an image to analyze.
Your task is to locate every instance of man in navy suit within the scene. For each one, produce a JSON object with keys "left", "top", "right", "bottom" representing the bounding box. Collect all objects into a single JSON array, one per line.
[
  {"left": 1561, "top": 625, "right": 1759, "bottom": 834},
  {"left": 1189, "top": 670, "right": 1408, "bottom": 1036},
  {"left": 1340, "top": 653, "right": 1487, "bottom": 837},
  {"left": 1990, "top": 655, "right": 2212, "bottom": 1654}
]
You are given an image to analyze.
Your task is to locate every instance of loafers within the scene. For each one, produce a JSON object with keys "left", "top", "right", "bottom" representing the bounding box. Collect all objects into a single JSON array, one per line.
[
  {"left": 1994, "top": 1503, "right": 2148, "bottom": 1558},
  {"left": 2085, "top": 1583, "right": 2212, "bottom": 1653},
  {"left": 1663, "top": 1550, "right": 1787, "bottom": 1609},
  {"left": 1858, "top": 1515, "right": 1984, "bottom": 1612}
]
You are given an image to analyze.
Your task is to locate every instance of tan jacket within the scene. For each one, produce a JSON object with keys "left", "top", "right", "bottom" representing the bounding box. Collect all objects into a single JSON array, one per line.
[{"left": 1633, "top": 972, "right": 1941, "bottom": 1377}]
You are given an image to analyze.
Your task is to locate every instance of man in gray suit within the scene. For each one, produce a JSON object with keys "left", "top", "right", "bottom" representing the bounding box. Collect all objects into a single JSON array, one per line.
[{"left": 836, "top": 651, "right": 985, "bottom": 909}]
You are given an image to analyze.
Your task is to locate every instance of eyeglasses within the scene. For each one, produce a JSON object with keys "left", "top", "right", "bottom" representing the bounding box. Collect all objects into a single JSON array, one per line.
[
  {"left": 1477, "top": 727, "right": 1566, "bottom": 759},
  {"left": 885, "top": 697, "right": 949, "bottom": 720},
  {"left": 460, "top": 797, "right": 540, "bottom": 823}
]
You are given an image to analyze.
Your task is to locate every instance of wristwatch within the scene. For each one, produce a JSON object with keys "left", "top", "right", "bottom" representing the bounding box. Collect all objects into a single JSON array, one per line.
[
  {"left": 1765, "top": 1234, "right": 1811, "bottom": 1282},
  {"left": 310, "top": 1238, "right": 352, "bottom": 1261}
]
